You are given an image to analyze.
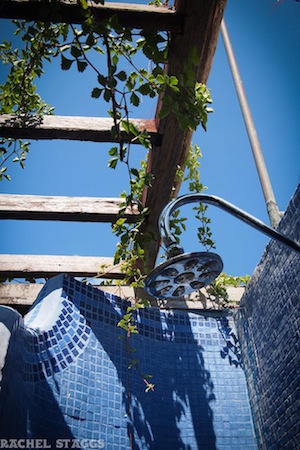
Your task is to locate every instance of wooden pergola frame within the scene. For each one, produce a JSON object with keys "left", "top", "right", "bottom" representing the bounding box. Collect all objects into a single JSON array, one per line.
[{"left": 0, "top": 0, "right": 227, "bottom": 308}]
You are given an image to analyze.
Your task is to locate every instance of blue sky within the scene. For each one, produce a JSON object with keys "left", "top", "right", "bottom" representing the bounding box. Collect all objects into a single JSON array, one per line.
[{"left": 0, "top": 0, "right": 299, "bottom": 279}]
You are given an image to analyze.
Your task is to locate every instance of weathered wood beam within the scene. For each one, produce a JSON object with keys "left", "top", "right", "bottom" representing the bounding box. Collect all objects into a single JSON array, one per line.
[
  {"left": 0, "top": 194, "right": 137, "bottom": 222},
  {"left": 0, "top": 1, "right": 183, "bottom": 32},
  {"left": 0, "top": 254, "right": 124, "bottom": 279},
  {"left": 0, "top": 283, "right": 42, "bottom": 306},
  {"left": 0, "top": 115, "right": 160, "bottom": 145},
  {"left": 142, "top": 0, "right": 227, "bottom": 271},
  {"left": 0, "top": 282, "right": 245, "bottom": 309},
  {"left": 0, "top": 283, "right": 137, "bottom": 306}
]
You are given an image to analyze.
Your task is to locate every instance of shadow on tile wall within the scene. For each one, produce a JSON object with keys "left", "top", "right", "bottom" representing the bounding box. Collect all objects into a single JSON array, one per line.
[
  {"left": 0, "top": 275, "right": 257, "bottom": 449},
  {"left": 235, "top": 183, "right": 300, "bottom": 450}
]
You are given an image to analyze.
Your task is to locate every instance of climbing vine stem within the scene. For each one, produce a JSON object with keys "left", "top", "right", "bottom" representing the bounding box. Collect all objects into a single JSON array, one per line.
[{"left": 0, "top": 2, "right": 248, "bottom": 390}]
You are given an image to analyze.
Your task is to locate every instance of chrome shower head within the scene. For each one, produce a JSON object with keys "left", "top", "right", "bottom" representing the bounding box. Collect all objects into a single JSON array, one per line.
[
  {"left": 144, "top": 251, "right": 223, "bottom": 299},
  {"left": 144, "top": 193, "right": 300, "bottom": 299}
]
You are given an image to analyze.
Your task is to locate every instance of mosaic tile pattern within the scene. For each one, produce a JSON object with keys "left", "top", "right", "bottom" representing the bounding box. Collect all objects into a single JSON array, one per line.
[
  {"left": 24, "top": 296, "right": 90, "bottom": 382},
  {"left": 235, "top": 183, "right": 300, "bottom": 450},
  {"left": 0, "top": 307, "right": 27, "bottom": 439},
  {"left": 0, "top": 275, "right": 258, "bottom": 449}
]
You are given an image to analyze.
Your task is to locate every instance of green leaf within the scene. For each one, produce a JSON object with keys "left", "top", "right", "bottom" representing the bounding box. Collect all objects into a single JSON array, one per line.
[
  {"left": 130, "top": 92, "right": 140, "bottom": 106},
  {"left": 137, "top": 83, "right": 152, "bottom": 96},
  {"left": 97, "top": 74, "right": 107, "bottom": 86},
  {"left": 169, "top": 76, "right": 179, "bottom": 86},
  {"left": 136, "top": 243, "right": 144, "bottom": 256},
  {"left": 91, "top": 87, "right": 102, "bottom": 98},
  {"left": 156, "top": 73, "right": 166, "bottom": 85},
  {"left": 116, "top": 70, "right": 126, "bottom": 81},
  {"left": 86, "top": 33, "right": 96, "bottom": 47},
  {"left": 104, "top": 88, "right": 111, "bottom": 102},
  {"left": 70, "top": 46, "right": 82, "bottom": 58},
  {"left": 152, "top": 65, "right": 164, "bottom": 77},
  {"left": 0, "top": 167, "right": 11, "bottom": 181},
  {"left": 95, "top": 46, "right": 105, "bottom": 55},
  {"left": 129, "top": 325, "right": 138, "bottom": 334},
  {"left": 123, "top": 313, "right": 132, "bottom": 321},
  {"left": 108, "top": 157, "right": 118, "bottom": 169},
  {"left": 110, "top": 125, "right": 119, "bottom": 139},
  {"left": 128, "top": 122, "right": 139, "bottom": 135},
  {"left": 108, "top": 65, "right": 117, "bottom": 76},
  {"left": 61, "top": 54, "right": 73, "bottom": 71},
  {"left": 79, "top": 0, "right": 89, "bottom": 10},
  {"left": 121, "top": 120, "right": 130, "bottom": 134},
  {"left": 108, "top": 76, "right": 117, "bottom": 88},
  {"left": 130, "top": 168, "right": 139, "bottom": 178},
  {"left": 127, "top": 71, "right": 138, "bottom": 88},
  {"left": 112, "top": 54, "right": 119, "bottom": 66},
  {"left": 108, "top": 146, "right": 118, "bottom": 156},
  {"left": 116, "top": 218, "right": 127, "bottom": 226},
  {"left": 117, "top": 319, "right": 128, "bottom": 331},
  {"left": 128, "top": 359, "right": 138, "bottom": 369},
  {"left": 77, "top": 60, "right": 88, "bottom": 73}
]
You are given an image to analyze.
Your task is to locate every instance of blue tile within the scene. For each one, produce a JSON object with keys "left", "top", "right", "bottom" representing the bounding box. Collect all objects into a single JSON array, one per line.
[{"left": 0, "top": 275, "right": 258, "bottom": 449}]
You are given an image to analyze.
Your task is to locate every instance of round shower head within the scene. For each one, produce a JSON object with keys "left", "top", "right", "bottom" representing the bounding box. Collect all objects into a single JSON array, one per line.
[{"left": 144, "top": 252, "right": 223, "bottom": 299}]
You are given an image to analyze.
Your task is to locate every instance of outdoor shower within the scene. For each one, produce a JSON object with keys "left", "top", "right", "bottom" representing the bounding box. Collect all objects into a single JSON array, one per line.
[{"left": 144, "top": 194, "right": 300, "bottom": 299}]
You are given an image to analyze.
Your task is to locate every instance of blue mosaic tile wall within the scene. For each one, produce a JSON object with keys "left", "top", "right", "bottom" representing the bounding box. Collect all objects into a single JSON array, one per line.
[
  {"left": 235, "top": 183, "right": 300, "bottom": 450},
  {"left": 0, "top": 274, "right": 257, "bottom": 449},
  {"left": 0, "top": 306, "right": 27, "bottom": 438}
]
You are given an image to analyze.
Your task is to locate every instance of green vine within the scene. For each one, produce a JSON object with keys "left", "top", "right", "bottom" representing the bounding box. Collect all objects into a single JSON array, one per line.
[
  {"left": 0, "top": 2, "right": 248, "bottom": 390},
  {"left": 167, "top": 143, "right": 215, "bottom": 253},
  {"left": 117, "top": 299, "right": 155, "bottom": 392},
  {"left": 0, "top": 5, "right": 213, "bottom": 179},
  {"left": 206, "top": 273, "right": 250, "bottom": 308},
  {"left": 0, "top": 20, "right": 64, "bottom": 178}
]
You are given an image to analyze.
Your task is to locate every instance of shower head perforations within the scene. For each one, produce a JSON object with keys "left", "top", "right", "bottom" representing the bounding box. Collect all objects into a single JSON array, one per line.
[{"left": 144, "top": 252, "right": 223, "bottom": 299}]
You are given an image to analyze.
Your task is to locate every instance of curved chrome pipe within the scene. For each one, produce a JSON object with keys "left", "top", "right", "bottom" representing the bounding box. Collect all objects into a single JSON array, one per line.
[
  {"left": 159, "top": 193, "right": 300, "bottom": 254},
  {"left": 144, "top": 194, "right": 300, "bottom": 299}
]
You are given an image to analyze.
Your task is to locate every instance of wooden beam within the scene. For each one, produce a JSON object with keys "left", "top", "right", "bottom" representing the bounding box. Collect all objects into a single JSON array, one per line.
[
  {"left": 0, "top": 194, "right": 137, "bottom": 222},
  {"left": 0, "top": 115, "right": 160, "bottom": 145},
  {"left": 0, "top": 283, "right": 42, "bottom": 306},
  {"left": 0, "top": 282, "right": 245, "bottom": 309},
  {"left": 0, "top": 0, "right": 227, "bottom": 277},
  {"left": 0, "top": 254, "right": 124, "bottom": 279},
  {"left": 142, "top": 0, "right": 227, "bottom": 271},
  {"left": 0, "top": 283, "right": 137, "bottom": 306},
  {"left": 0, "top": 1, "right": 183, "bottom": 32}
]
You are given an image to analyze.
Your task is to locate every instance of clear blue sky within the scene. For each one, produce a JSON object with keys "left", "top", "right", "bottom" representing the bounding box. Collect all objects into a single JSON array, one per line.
[{"left": 0, "top": 0, "right": 299, "bottom": 279}]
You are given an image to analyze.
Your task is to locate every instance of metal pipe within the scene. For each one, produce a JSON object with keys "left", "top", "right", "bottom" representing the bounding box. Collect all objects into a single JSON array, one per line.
[
  {"left": 220, "top": 19, "right": 282, "bottom": 228},
  {"left": 159, "top": 193, "right": 300, "bottom": 254}
]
